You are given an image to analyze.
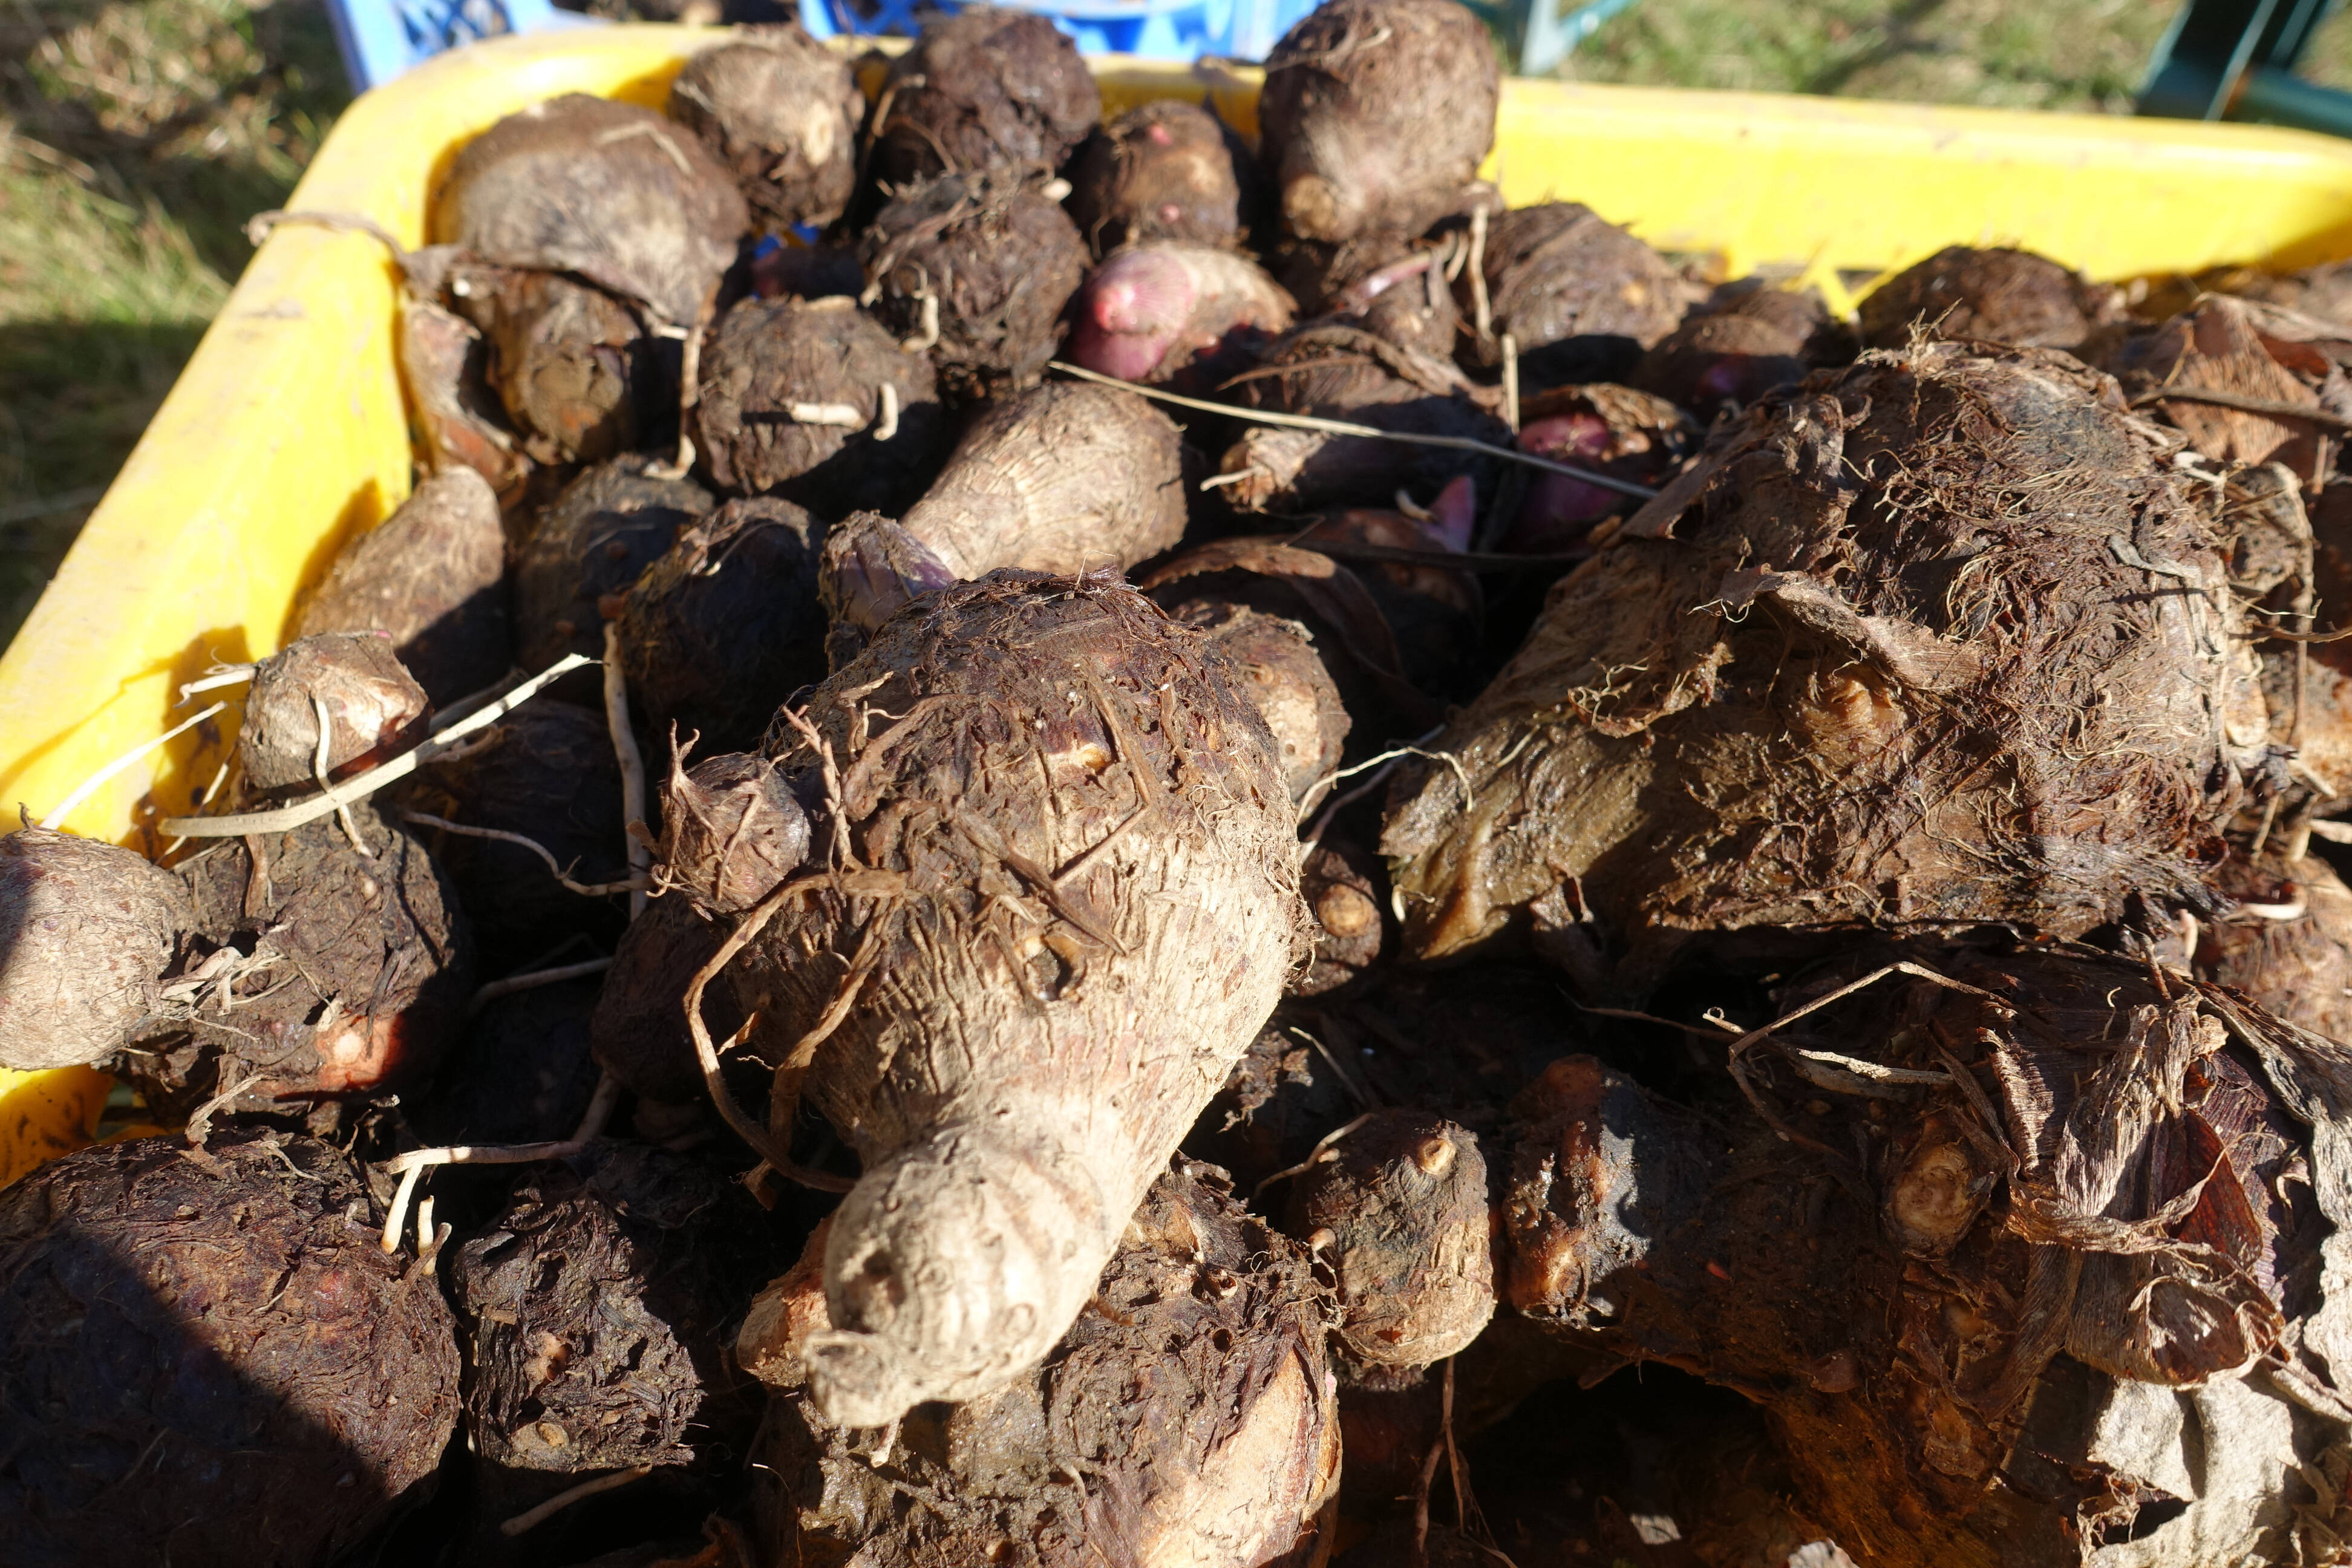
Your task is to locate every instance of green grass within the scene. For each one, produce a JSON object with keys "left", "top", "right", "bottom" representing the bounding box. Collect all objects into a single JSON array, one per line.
[{"left": 0, "top": 0, "right": 347, "bottom": 638}]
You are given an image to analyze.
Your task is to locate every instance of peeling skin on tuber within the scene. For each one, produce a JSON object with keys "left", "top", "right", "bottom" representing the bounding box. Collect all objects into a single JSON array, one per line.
[
  {"left": 615, "top": 496, "right": 828, "bottom": 756},
  {"left": 296, "top": 466, "right": 512, "bottom": 706},
  {"left": 895, "top": 379, "right": 1187, "bottom": 581},
  {"left": 721, "top": 572, "right": 1305, "bottom": 1426},
  {"left": 667, "top": 27, "right": 862, "bottom": 234},
  {"left": 1858, "top": 244, "right": 2125, "bottom": 353},
  {"left": 238, "top": 631, "right": 431, "bottom": 794},
  {"left": 867, "top": 7, "right": 1100, "bottom": 189},
  {"left": 0, "top": 1131, "right": 460, "bottom": 1568},
  {"left": 1383, "top": 344, "right": 2277, "bottom": 980},
  {"left": 1498, "top": 947, "right": 2352, "bottom": 1568},
  {"left": 2189, "top": 844, "right": 2352, "bottom": 1042},
  {"left": 1504, "top": 383, "right": 1695, "bottom": 554},
  {"left": 1285, "top": 1109, "right": 1495, "bottom": 1371},
  {"left": 1064, "top": 239, "right": 1296, "bottom": 389},
  {"left": 397, "top": 286, "right": 532, "bottom": 504},
  {"left": 858, "top": 168, "right": 1089, "bottom": 398},
  {"left": 145, "top": 803, "right": 472, "bottom": 1117},
  {"left": 747, "top": 1161, "right": 1340, "bottom": 1568},
  {"left": 1063, "top": 99, "right": 1250, "bottom": 256},
  {"left": 1258, "top": 0, "right": 1499, "bottom": 246},
  {"left": 692, "top": 295, "right": 947, "bottom": 516},
  {"left": 1466, "top": 202, "right": 1702, "bottom": 382},
  {"left": 0, "top": 826, "right": 194, "bottom": 1071},
  {"left": 445, "top": 258, "right": 671, "bottom": 467},
  {"left": 431, "top": 92, "right": 748, "bottom": 328}
]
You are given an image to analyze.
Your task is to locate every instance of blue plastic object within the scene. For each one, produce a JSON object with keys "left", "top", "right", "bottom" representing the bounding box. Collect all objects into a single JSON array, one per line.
[
  {"left": 327, "top": 0, "right": 607, "bottom": 93},
  {"left": 799, "top": 0, "right": 1322, "bottom": 62}
]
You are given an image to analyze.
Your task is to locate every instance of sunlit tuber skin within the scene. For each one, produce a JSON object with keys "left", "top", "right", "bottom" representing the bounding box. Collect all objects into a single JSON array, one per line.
[
  {"left": 1293, "top": 836, "right": 1385, "bottom": 994},
  {"left": 396, "top": 285, "right": 531, "bottom": 504},
  {"left": 746, "top": 1162, "right": 1341, "bottom": 1567},
  {"left": 1285, "top": 1109, "right": 1495, "bottom": 1371},
  {"left": 296, "top": 466, "right": 510, "bottom": 706},
  {"left": 1258, "top": 0, "right": 1500, "bottom": 246},
  {"left": 1155, "top": 598, "right": 1350, "bottom": 805},
  {"left": 1064, "top": 99, "right": 1249, "bottom": 255},
  {"left": 238, "top": 631, "right": 430, "bottom": 793},
  {"left": 444, "top": 260, "right": 666, "bottom": 467},
  {"left": 667, "top": 27, "right": 862, "bottom": 234},
  {"left": 728, "top": 573, "right": 1304, "bottom": 1427},
  {"left": 658, "top": 751, "right": 811, "bottom": 918},
  {"left": 1064, "top": 240, "right": 1296, "bottom": 388},
  {"left": 867, "top": 6, "right": 1100, "bottom": 189},
  {"left": 431, "top": 92, "right": 747, "bottom": 328},
  {"left": 1857, "top": 244, "right": 2123, "bottom": 353},
  {"left": 0, "top": 828, "right": 194, "bottom": 1071},
  {"left": 814, "top": 512, "right": 959, "bottom": 657},
  {"left": 1467, "top": 202, "right": 1701, "bottom": 380},
  {"left": 897, "top": 380, "right": 1187, "bottom": 580}
]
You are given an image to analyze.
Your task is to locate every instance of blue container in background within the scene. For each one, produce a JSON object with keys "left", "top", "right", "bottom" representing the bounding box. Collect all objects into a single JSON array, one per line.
[{"left": 800, "top": 0, "right": 1321, "bottom": 63}]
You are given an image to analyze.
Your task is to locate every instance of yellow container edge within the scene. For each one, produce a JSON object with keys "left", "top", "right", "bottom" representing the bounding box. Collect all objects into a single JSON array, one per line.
[{"left": 7, "top": 26, "right": 2352, "bottom": 1178}]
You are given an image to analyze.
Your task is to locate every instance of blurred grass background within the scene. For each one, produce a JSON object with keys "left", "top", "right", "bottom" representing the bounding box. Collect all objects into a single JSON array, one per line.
[{"left": 3, "top": 0, "right": 2351, "bottom": 645}]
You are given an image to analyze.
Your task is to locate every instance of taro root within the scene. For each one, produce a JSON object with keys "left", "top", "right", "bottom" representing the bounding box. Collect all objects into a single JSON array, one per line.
[
  {"left": 1297, "top": 482, "right": 1483, "bottom": 695},
  {"left": 0, "top": 827, "right": 194, "bottom": 1071},
  {"left": 1284, "top": 1109, "right": 1494, "bottom": 1373},
  {"left": 1632, "top": 284, "right": 1853, "bottom": 419},
  {"left": 1504, "top": 382, "right": 1694, "bottom": 554},
  {"left": 1857, "top": 244, "right": 2122, "bottom": 352},
  {"left": 513, "top": 456, "right": 712, "bottom": 685},
  {"left": 397, "top": 703, "right": 628, "bottom": 970},
  {"left": 295, "top": 466, "right": 511, "bottom": 704},
  {"left": 717, "top": 572, "right": 1302, "bottom": 1425},
  {"left": 745, "top": 1161, "right": 1340, "bottom": 1566},
  {"left": 858, "top": 168, "right": 1089, "bottom": 397},
  {"left": 667, "top": 28, "right": 861, "bottom": 233},
  {"left": 0, "top": 1131, "right": 459, "bottom": 1567},
  {"left": 398, "top": 287, "right": 531, "bottom": 503},
  {"left": 432, "top": 92, "right": 748, "bottom": 328},
  {"left": 1465, "top": 201, "right": 1699, "bottom": 381},
  {"left": 1063, "top": 238, "right": 1296, "bottom": 388},
  {"left": 616, "top": 496, "right": 827, "bottom": 756},
  {"left": 237, "top": 631, "right": 430, "bottom": 794},
  {"left": 1319, "top": 237, "right": 1464, "bottom": 358},
  {"left": 2099, "top": 295, "right": 2330, "bottom": 475},
  {"left": 1258, "top": 0, "right": 1500, "bottom": 246},
  {"left": 1152, "top": 596, "right": 1349, "bottom": 805},
  {"left": 1384, "top": 345, "right": 2276, "bottom": 982},
  {"left": 1213, "top": 323, "right": 1510, "bottom": 515},
  {"left": 1294, "top": 836, "right": 1385, "bottom": 994},
  {"left": 1499, "top": 947, "right": 2352, "bottom": 1568},
  {"left": 2191, "top": 844, "right": 2352, "bottom": 1043},
  {"left": 867, "top": 7, "right": 1100, "bottom": 189},
  {"left": 814, "top": 513, "right": 961, "bottom": 660},
  {"left": 152, "top": 803, "right": 473, "bottom": 1112},
  {"left": 591, "top": 889, "right": 741, "bottom": 1104},
  {"left": 445, "top": 260, "right": 671, "bottom": 466},
  {"left": 692, "top": 295, "right": 946, "bottom": 516},
  {"left": 452, "top": 1142, "right": 785, "bottom": 1472},
  {"left": 1064, "top": 99, "right": 1247, "bottom": 254},
  {"left": 656, "top": 748, "right": 810, "bottom": 918},
  {"left": 414, "top": 975, "right": 601, "bottom": 1149},
  {"left": 895, "top": 379, "right": 1187, "bottom": 581}
]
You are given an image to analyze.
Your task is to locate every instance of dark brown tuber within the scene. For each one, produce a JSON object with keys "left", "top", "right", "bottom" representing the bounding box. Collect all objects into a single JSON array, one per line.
[
  {"left": 1466, "top": 201, "right": 1699, "bottom": 382},
  {"left": 667, "top": 27, "right": 862, "bottom": 233},
  {"left": 238, "top": 631, "right": 430, "bottom": 794},
  {"left": 1857, "top": 244, "right": 2123, "bottom": 353},
  {"left": 514, "top": 456, "right": 711, "bottom": 685},
  {"left": 1064, "top": 98, "right": 1249, "bottom": 254},
  {"left": 867, "top": 7, "right": 1100, "bottom": 188}
]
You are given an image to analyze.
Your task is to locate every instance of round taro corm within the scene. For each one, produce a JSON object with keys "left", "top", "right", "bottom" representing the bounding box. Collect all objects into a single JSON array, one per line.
[
  {"left": 0, "top": 1132, "right": 461, "bottom": 1568},
  {"left": 869, "top": 7, "right": 1100, "bottom": 188},
  {"left": 0, "top": 827, "right": 194, "bottom": 1072},
  {"left": 513, "top": 456, "right": 713, "bottom": 690},
  {"left": 668, "top": 27, "right": 864, "bottom": 234}
]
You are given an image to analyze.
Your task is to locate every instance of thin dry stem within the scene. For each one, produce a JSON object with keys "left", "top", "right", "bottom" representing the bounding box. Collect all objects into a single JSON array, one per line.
[
  {"left": 603, "top": 624, "right": 653, "bottom": 920},
  {"left": 42, "top": 700, "right": 227, "bottom": 831},
  {"left": 398, "top": 810, "right": 648, "bottom": 896},
  {"left": 469, "top": 955, "right": 615, "bottom": 1013},
  {"left": 500, "top": 1466, "right": 654, "bottom": 1537}
]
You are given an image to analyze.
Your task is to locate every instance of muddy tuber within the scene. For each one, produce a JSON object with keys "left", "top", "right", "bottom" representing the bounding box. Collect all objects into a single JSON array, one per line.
[
  {"left": 667, "top": 27, "right": 862, "bottom": 234},
  {"left": 867, "top": 7, "right": 1100, "bottom": 189}
]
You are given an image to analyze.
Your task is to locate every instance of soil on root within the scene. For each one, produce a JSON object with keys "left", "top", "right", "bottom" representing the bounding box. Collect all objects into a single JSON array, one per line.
[
  {"left": 727, "top": 571, "right": 1304, "bottom": 1425},
  {"left": 1383, "top": 344, "right": 2276, "bottom": 984},
  {"left": 1258, "top": 0, "right": 1499, "bottom": 246},
  {"left": 858, "top": 169, "right": 1088, "bottom": 399},
  {"left": 0, "top": 826, "right": 194, "bottom": 1072},
  {"left": 1858, "top": 245, "right": 2123, "bottom": 354},
  {"left": 295, "top": 466, "right": 512, "bottom": 707},
  {"left": 667, "top": 28, "right": 861, "bottom": 234},
  {"left": 0, "top": 1131, "right": 460, "bottom": 1568},
  {"left": 691, "top": 295, "right": 946, "bottom": 517},
  {"left": 616, "top": 495, "right": 828, "bottom": 757},
  {"left": 746, "top": 1161, "right": 1338, "bottom": 1568},
  {"left": 145, "top": 802, "right": 474, "bottom": 1119},
  {"left": 867, "top": 8, "right": 1099, "bottom": 191},
  {"left": 1064, "top": 98, "right": 1251, "bottom": 256},
  {"left": 446, "top": 260, "right": 675, "bottom": 468},
  {"left": 513, "top": 456, "right": 713, "bottom": 699},
  {"left": 452, "top": 1140, "right": 792, "bottom": 1474},
  {"left": 1497, "top": 944, "right": 2352, "bottom": 1568},
  {"left": 397, "top": 701, "right": 629, "bottom": 973}
]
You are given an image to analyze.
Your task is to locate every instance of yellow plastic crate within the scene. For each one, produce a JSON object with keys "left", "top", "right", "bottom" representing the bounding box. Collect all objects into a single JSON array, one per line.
[{"left": 7, "top": 27, "right": 2352, "bottom": 1177}]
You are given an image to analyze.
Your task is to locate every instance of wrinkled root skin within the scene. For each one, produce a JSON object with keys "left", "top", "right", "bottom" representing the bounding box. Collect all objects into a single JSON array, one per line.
[
  {"left": 0, "top": 1132, "right": 460, "bottom": 1568},
  {"left": 1500, "top": 947, "right": 2352, "bottom": 1568},
  {"left": 727, "top": 572, "right": 1304, "bottom": 1426},
  {"left": 1468, "top": 203, "right": 1700, "bottom": 381},
  {"left": 1384, "top": 345, "right": 2275, "bottom": 984},
  {"left": 1858, "top": 246, "right": 2122, "bottom": 354},
  {"left": 453, "top": 1142, "right": 785, "bottom": 1472},
  {"left": 748, "top": 1162, "right": 1340, "bottom": 1568},
  {"left": 667, "top": 30, "right": 861, "bottom": 233},
  {"left": 0, "top": 827, "right": 193, "bottom": 1073},
  {"left": 869, "top": 7, "right": 1100, "bottom": 189},
  {"left": 238, "top": 632, "right": 430, "bottom": 794}
]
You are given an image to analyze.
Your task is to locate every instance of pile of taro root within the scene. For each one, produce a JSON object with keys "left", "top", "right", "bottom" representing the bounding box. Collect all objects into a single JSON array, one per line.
[{"left": 25, "top": 7, "right": 2352, "bottom": 1567}]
